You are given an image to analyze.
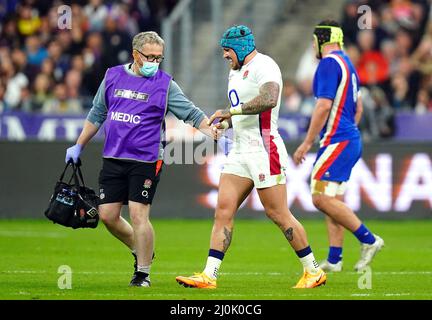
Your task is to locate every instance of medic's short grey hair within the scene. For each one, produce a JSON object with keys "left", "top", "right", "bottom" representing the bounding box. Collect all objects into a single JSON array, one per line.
[{"left": 132, "top": 31, "right": 165, "bottom": 50}]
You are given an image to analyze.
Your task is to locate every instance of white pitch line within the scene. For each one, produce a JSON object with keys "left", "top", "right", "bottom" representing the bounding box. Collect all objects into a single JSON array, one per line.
[
  {"left": 0, "top": 231, "right": 67, "bottom": 238},
  {"left": 346, "top": 271, "right": 432, "bottom": 275},
  {"left": 2, "top": 270, "right": 432, "bottom": 276},
  {"left": 8, "top": 292, "right": 431, "bottom": 298},
  {"left": 1, "top": 270, "right": 48, "bottom": 274},
  {"left": 12, "top": 292, "right": 185, "bottom": 297}
]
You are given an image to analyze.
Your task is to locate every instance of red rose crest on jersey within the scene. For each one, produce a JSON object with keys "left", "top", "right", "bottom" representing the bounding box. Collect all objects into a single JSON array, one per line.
[
  {"left": 259, "top": 173, "right": 266, "bottom": 182},
  {"left": 243, "top": 70, "right": 249, "bottom": 80},
  {"left": 143, "top": 179, "right": 153, "bottom": 189}
]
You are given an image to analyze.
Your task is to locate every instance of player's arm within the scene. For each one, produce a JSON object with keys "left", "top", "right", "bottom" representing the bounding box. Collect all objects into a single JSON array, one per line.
[
  {"left": 293, "top": 57, "right": 340, "bottom": 165},
  {"left": 240, "top": 81, "right": 280, "bottom": 114},
  {"left": 214, "top": 117, "right": 232, "bottom": 130},
  {"left": 293, "top": 98, "right": 332, "bottom": 165},
  {"left": 207, "top": 108, "right": 232, "bottom": 129},
  {"left": 207, "top": 81, "right": 280, "bottom": 124},
  {"left": 304, "top": 98, "right": 332, "bottom": 144}
]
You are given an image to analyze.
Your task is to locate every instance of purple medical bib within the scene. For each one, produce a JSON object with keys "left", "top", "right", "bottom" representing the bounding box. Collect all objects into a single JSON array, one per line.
[{"left": 103, "top": 65, "right": 172, "bottom": 162}]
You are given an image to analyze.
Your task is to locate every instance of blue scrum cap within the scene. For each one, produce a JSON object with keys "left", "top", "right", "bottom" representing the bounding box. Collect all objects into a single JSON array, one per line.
[{"left": 220, "top": 25, "right": 255, "bottom": 65}]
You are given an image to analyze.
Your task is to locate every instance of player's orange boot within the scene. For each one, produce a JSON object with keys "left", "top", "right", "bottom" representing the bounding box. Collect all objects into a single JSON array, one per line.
[
  {"left": 293, "top": 268, "right": 327, "bottom": 288},
  {"left": 176, "top": 272, "right": 217, "bottom": 289}
]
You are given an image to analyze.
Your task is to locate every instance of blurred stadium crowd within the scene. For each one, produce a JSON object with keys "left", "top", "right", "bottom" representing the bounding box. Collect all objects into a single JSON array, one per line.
[
  {"left": 0, "top": 0, "right": 431, "bottom": 141},
  {"left": 284, "top": 0, "right": 431, "bottom": 140},
  {"left": 0, "top": 0, "right": 178, "bottom": 113}
]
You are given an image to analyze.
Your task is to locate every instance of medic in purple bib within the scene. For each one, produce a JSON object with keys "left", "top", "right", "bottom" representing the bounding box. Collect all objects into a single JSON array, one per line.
[{"left": 65, "top": 31, "right": 216, "bottom": 287}]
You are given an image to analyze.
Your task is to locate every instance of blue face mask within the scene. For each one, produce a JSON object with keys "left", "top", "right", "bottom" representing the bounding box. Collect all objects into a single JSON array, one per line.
[{"left": 139, "top": 58, "right": 159, "bottom": 77}]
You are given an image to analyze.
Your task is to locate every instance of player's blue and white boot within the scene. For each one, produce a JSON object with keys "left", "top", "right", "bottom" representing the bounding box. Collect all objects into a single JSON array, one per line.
[
  {"left": 354, "top": 235, "right": 385, "bottom": 271},
  {"left": 319, "top": 260, "right": 343, "bottom": 272}
]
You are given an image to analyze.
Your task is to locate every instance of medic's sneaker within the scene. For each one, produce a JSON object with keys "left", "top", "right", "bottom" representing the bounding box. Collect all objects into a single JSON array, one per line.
[
  {"left": 354, "top": 235, "right": 385, "bottom": 271},
  {"left": 319, "top": 260, "right": 343, "bottom": 272},
  {"left": 293, "top": 268, "right": 327, "bottom": 288},
  {"left": 129, "top": 271, "right": 151, "bottom": 287},
  {"left": 176, "top": 272, "right": 217, "bottom": 289},
  {"left": 132, "top": 251, "right": 156, "bottom": 272}
]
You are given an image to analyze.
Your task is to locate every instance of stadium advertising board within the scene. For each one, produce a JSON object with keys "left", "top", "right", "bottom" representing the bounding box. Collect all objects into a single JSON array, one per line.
[{"left": 197, "top": 148, "right": 432, "bottom": 218}]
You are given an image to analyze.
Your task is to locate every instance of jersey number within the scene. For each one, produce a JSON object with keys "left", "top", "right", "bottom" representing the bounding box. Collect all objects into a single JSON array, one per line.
[
  {"left": 228, "top": 89, "right": 241, "bottom": 107},
  {"left": 352, "top": 74, "right": 358, "bottom": 103}
]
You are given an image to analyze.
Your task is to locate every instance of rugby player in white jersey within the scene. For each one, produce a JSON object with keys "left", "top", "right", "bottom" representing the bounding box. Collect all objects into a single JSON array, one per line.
[{"left": 176, "top": 25, "right": 326, "bottom": 289}]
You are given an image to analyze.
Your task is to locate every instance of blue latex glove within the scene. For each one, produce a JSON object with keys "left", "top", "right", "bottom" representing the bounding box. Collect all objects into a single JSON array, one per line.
[{"left": 65, "top": 144, "right": 82, "bottom": 163}]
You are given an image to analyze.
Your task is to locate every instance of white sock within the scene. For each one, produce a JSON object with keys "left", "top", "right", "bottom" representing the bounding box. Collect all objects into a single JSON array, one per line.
[
  {"left": 299, "top": 253, "right": 320, "bottom": 274},
  {"left": 137, "top": 265, "right": 151, "bottom": 275},
  {"left": 203, "top": 256, "right": 222, "bottom": 280}
]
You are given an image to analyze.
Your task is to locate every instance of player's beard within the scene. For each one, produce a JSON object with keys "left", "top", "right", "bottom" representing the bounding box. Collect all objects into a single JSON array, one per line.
[
  {"left": 226, "top": 57, "right": 240, "bottom": 70},
  {"left": 230, "top": 60, "right": 241, "bottom": 70}
]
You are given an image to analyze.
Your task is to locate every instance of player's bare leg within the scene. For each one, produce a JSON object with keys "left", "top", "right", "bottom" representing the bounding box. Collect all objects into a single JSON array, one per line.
[
  {"left": 326, "top": 195, "right": 345, "bottom": 248},
  {"left": 326, "top": 215, "right": 345, "bottom": 247},
  {"left": 128, "top": 201, "right": 153, "bottom": 287},
  {"left": 209, "top": 174, "right": 254, "bottom": 252},
  {"left": 312, "top": 181, "right": 384, "bottom": 270},
  {"left": 257, "top": 184, "right": 326, "bottom": 288},
  {"left": 320, "top": 213, "right": 345, "bottom": 272},
  {"left": 176, "top": 174, "right": 253, "bottom": 289},
  {"left": 313, "top": 193, "right": 362, "bottom": 232},
  {"left": 99, "top": 202, "right": 135, "bottom": 250},
  {"left": 257, "top": 184, "right": 309, "bottom": 250}
]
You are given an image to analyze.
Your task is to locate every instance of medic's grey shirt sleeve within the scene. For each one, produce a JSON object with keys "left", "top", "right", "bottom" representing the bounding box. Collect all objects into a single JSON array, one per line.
[
  {"left": 86, "top": 77, "right": 108, "bottom": 128},
  {"left": 167, "top": 80, "right": 206, "bottom": 128}
]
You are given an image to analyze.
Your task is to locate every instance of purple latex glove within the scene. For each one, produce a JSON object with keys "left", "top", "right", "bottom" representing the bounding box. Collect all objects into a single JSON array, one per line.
[
  {"left": 217, "top": 135, "right": 233, "bottom": 156},
  {"left": 65, "top": 144, "right": 82, "bottom": 163}
]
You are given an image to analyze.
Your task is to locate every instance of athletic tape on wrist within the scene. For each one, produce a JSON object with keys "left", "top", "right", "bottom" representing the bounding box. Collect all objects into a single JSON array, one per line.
[
  {"left": 229, "top": 105, "right": 243, "bottom": 115},
  {"left": 220, "top": 120, "right": 230, "bottom": 129}
]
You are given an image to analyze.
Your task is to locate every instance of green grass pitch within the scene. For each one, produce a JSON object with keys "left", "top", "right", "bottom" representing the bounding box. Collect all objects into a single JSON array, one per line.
[{"left": 0, "top": 218, "right": 431, "bottom": 300}]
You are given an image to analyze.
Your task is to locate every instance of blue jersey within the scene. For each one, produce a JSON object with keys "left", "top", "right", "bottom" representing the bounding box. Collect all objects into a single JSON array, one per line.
[{"left": 312, "top": 50, "right": 360, "bottom": 147}]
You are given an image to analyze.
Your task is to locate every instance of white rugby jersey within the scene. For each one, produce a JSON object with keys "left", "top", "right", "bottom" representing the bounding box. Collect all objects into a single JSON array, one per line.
[{"left": 227, "top": 52, "right": 283, "bottom": 153}]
